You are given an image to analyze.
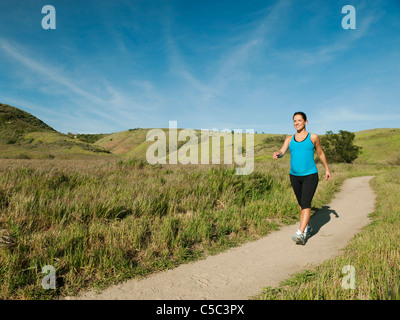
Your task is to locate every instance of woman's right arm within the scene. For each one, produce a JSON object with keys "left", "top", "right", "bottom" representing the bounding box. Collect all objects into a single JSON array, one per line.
[{"left": 273, "top": 136, "right": 291, "bottom": 159}]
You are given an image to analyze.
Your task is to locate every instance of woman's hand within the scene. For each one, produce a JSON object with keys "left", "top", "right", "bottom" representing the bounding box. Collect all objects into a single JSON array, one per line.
[
  {"left": 273, "top": 152, "right": 281, "bottom": 159},
  {"left": 325, "top": 170, "right": 332, "bottom": 181},
  {"left": 273, "top": 136, "right": 290, "bottom": 160}
]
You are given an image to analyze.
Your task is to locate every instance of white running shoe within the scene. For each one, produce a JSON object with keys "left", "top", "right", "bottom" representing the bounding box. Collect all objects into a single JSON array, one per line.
[{"left": 291, "top": 230, "right": 306, "bottom": 245}]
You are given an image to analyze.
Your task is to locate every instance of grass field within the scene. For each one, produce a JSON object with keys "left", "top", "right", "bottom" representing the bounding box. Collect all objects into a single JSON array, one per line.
[
  {"left": 353, "top": 128, "right": 400, "bottom": 165},
  {"left": 2, "top": 157, "right": 397, "bottom": 300},
  {"left": 0, "top": 159, "right": 344, "bottom": 299}
]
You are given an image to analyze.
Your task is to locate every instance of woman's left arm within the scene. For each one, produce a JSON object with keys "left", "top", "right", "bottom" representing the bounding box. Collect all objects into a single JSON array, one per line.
[{"left": 312, "top": 134, "right": 331, "bottom": 181}]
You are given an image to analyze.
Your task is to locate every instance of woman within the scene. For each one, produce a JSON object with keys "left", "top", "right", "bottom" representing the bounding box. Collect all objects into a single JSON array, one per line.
[{"left": 273, "top": 111, "right": 331, "bottom": 245}]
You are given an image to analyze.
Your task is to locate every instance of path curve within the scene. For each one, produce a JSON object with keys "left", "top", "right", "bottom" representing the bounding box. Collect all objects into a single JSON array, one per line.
[{"left": 68, "top": 176, "right": 376, "bottom": 300}]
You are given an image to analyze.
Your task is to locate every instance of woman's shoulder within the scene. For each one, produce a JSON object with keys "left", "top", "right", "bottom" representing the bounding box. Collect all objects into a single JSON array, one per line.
[{"left": 310, "top": 133, "right": 319, "bottom": 143}]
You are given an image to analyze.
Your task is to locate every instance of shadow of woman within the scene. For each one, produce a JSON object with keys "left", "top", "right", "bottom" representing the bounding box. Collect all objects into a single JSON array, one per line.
[{"left": 309, "top": 206, "right": 339, "bottom": 238}]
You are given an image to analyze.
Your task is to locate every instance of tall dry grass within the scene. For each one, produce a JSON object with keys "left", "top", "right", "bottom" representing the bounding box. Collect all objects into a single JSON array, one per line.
[{"left": 0, "top": 158, "right": 343, "bottom": 299}]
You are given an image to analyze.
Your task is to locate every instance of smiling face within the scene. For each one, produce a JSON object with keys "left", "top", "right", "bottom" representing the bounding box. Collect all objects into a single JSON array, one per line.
[{"left": 293, "top": 114, "right": 307, "bottom": 131}]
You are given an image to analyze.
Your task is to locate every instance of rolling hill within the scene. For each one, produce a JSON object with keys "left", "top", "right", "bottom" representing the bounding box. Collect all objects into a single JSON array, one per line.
[
  {"left": 353, "top": 128, "right": 400, "bottom": 165},
  {"left": 95, "top": 127, "right": 400, "bottom": 166},
  {"left": 0, "top": 103, "right": 115, "bottom": 160},
  {"left": 1, "top": 102, "right": 400, "bottom": 164}
]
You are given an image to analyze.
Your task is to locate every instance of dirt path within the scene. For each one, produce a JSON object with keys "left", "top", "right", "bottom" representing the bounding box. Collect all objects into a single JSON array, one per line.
[{"left": 68, "top": 176, "right": 376, "bottom": 300}]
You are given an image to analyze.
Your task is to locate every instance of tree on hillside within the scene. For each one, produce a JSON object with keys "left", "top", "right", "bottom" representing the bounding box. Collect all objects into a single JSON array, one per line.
[{"left": 319, "top": 130, "right": 362, "bottom": 163}]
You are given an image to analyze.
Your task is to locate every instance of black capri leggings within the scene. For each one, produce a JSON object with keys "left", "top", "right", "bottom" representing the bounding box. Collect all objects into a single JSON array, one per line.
[{"left": 290, "top": 173, "right": 319, "bottom": 210}]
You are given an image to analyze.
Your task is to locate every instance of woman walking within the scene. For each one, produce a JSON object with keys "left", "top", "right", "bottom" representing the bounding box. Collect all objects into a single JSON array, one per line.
[{"left": 273, "top": 112, "right": 331, "bottom": 245}]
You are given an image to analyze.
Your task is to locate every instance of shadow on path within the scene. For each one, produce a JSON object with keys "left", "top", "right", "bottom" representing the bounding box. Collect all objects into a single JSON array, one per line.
[{"left": 309, "top": 206, "right": 339, "bottom": 238}]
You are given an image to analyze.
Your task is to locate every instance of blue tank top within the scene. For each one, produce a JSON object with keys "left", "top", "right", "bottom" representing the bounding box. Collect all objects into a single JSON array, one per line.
[{"left": 289, "top": 133, "right": 318, "bottom": 176}]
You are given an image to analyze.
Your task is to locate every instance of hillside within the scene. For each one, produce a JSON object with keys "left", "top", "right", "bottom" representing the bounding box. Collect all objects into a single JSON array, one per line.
[
  {"left": 2, "top": 103, "right": 399, "bottom": 164},
  {"left": 95, "top": 128, "right": 281, "bottom": 165},
  {"left": 0, "top": 103, "right": 116, "bottom": 160},
  {"left": 96, "top": 127, "right": 400, "bottom": 165},
  {"left": 0, "top": 103, "right": 56, "bottom": 144},
  {"left": 353, "top": 128, "right": 400, "bottom": 165}
]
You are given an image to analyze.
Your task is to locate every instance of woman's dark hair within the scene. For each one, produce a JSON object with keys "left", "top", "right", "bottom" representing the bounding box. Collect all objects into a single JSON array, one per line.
[{"left": 293, "top": 111, "right": 307, "bottom": 121}]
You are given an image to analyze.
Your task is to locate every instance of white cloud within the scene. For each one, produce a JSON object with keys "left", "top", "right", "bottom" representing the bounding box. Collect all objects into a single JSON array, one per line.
[
  {"left": 318, "top": 107, "right": 400, "bottom": 123},
  {"left": 0, "top": 38, "right": 164, "bottom": 131},
  {"left": 162, "top": 0, "right": 293, "bottom": 111},
  {"left": 212, "top": 0, "right": 292, "bottom": 87},
  {"left": 271, "top": 9, "right": 376, "bottom": 68}
]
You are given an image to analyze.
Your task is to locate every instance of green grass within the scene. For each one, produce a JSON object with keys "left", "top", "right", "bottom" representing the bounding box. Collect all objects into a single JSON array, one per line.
[
  {"left": 0, "top": 104, "right": 116, "bottom": 160},
  {"left": 0, "top": 156, "right": 399, "bottom": 300},
  {"left": 0, "top": 159, "right": 343, "bottom": 299},
  {"left": 0, "top": 128, "right": 116, "bottom": 160},
  {"left": 353, "top": 128, "right": 400, "bottom": 165}
]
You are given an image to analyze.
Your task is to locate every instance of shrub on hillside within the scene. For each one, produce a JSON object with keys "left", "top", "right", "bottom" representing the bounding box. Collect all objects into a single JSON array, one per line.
[
  {"left": 262, "top": 135, "right": 287, "bottom": 145},
  {"left": 319, "top": 130, "right": 362, "bottom": 163}
]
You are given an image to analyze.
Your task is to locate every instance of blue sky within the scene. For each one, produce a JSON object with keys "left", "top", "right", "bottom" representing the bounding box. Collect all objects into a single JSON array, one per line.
[{"left": 0, "top": 0, "right": 399, "bottom": 135}]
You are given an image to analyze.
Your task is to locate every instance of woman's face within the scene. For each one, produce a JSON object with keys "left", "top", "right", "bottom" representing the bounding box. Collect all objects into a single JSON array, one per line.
[{"left": 293, "top": 114, "right": 307, "bottom": 131}]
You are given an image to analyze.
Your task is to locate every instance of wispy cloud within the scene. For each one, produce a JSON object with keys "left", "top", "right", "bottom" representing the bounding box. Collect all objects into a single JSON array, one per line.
[
  {"left": 318, "top": 107, "right": 400, "bottom": 122},
  {"left": 163, "top": 17, "right": 218, "bottom": 103},
  {"left": 0, "top": 38, "right": 162, "bottom": 131},
  {"left": 0, "top": 39, "right": 117, "bottom": 118},
  {"left": 1, "top": 0, "right": 397, "bottom": 135},
  {"left": 212, "top": 0, "right": 292, "bottom": 87},
  {"left": 163, "top": 0, "right": 293, "bottom": 106},
  {"left": 272, "top": 7, "right": 377, "bottom": 68},
  {"left": 1, "top": 40, "right": 99, "bottom": 102}
]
